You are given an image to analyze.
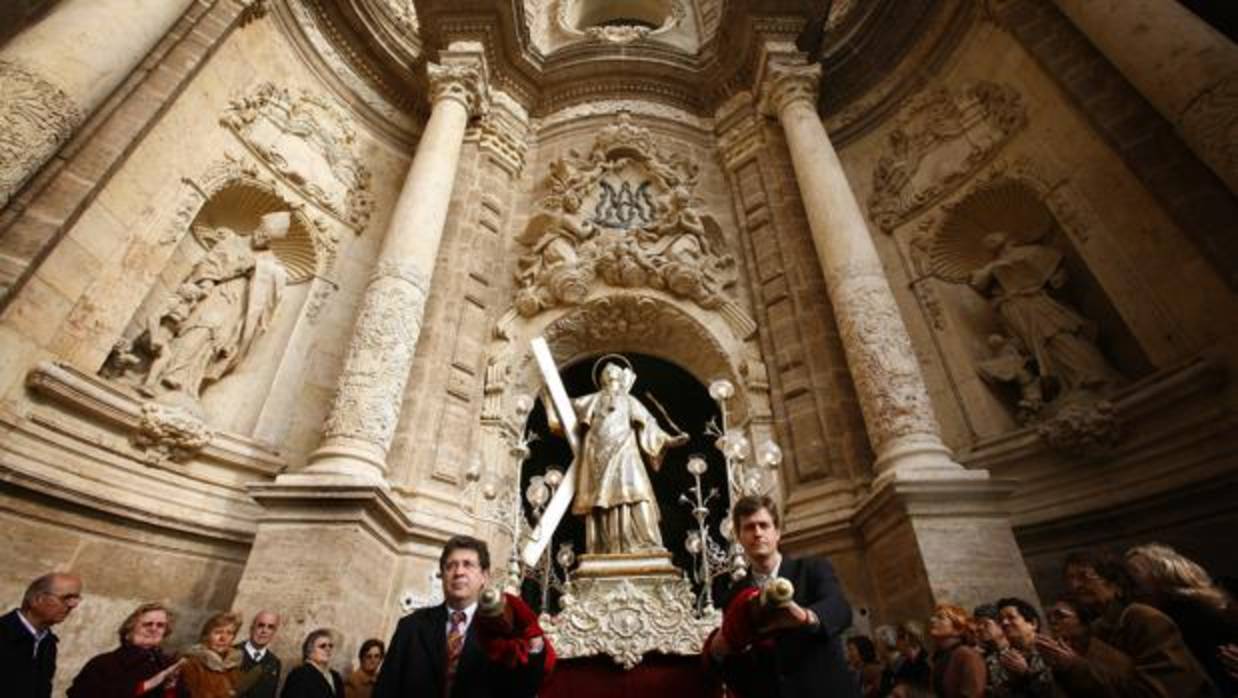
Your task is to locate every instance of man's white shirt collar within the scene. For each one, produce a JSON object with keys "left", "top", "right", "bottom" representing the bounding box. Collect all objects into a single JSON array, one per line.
[
  {"left": 445, "top": 601, "right": 478, "bottom": 634},
  {"left": 245, "top": 640, "right": 266, "bottom": 661}
]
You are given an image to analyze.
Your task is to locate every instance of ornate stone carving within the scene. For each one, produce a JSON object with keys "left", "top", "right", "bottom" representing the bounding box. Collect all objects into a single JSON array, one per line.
[
  {"left": 0, "top": 59, "right": 84, "bottom": 209},
  {"left": 830, "top": 265, "right": 943, "bottom": 451},
  {"left": 868, "top": 81, "right": 1026, "bottom": 232},
  {"left": 131, "top": 402, "right": 214, "bottom": 464},
  {"left": 105, "top": 213, "right": 293, "bottom": 407},
  {"left": 321, "top": 261, "right": 429, "bottom": 447},
  {"left": 1034, "top": 398, "right": 1120, "bottom": 458},
  {"left": 757, "top": 62, "right": 822, "bottom": 117},
  {"left": 929, "top": 179, "right": 1123, "bottom": 418},
  {"left": 537, "top": 100, "right": 711, "bottom": 133},
  {"left": 542, "top": 576, "right": 719, "bottom": 669},
  {"left": 374, "top": 0, "right": 419, "bottom": 37},
  {"left": 907, "top": 218, "right": 947, "bottom": 332},
  {"left": 221, "top": 83, "right": 374, "bottom": 231},
  {"left": 427, "top": 62, "right": 488, "bottom": 117},
  {"left": 555, "top": 0, "right": 686, "bottom": 45},
  {"left": 513, "top": 113, "right": 738, "bottom": 317}
]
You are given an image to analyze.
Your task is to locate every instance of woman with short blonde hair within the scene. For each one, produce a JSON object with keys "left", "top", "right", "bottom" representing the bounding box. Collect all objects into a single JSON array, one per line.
[{"left": 181, "top": 611, "right": 261, "bottom": 698}]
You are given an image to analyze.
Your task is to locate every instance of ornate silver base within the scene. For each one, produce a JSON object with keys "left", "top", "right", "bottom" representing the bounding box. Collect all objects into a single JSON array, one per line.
[{"left": 541, "top": 552, "right": 720, "bottom": 669}]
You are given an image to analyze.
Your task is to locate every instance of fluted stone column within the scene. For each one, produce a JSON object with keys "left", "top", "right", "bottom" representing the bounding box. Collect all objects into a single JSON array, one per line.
[
  {"left": 757, "top": 59, "right": 959, "bottom": 481},
  {"left": 755, "top": 51, "right": 1038, "bottom": 622},
  {"left": 1052, "top": 0, "right": 1238, "bottom": 194},
  {"left": 306, "top": 51, "right": 488, "bottom": 484},
  {"left": 0, "top": 0, "right": 196, "bottom": 210}
]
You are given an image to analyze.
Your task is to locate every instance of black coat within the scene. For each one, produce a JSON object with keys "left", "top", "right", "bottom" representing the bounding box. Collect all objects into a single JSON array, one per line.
[
  {"left": 236, "top": 643, "right": 282, "bottom": 698},
  {"left": 711, "top": 555, "right": 859, "bottom": 698},
  {"left": 372, "top": 604, "right": 545, "bottom": 698},
  {"left": 280, "top": 664, "right": 344, "bottom": 698},
  {"left": 67, "top": 644, "right": 187, "bottom": 698},
  {"left": 1, "top": 609, "right": 58, "bottom": 698}
]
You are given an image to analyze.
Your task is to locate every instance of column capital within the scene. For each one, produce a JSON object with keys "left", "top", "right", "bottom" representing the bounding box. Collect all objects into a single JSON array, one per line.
[
  {"left": 427, "top": 53, "right": 489, "bottom": 118},
  {"left": 757, "top": 61, "right": 822, "bottom": 117}
]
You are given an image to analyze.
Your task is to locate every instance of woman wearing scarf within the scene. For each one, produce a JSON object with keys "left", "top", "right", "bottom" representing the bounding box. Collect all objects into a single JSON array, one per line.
[
  {"left": 68, "top": 602, "right": 186, "bottom": 698},
  {"left": 181, "top": 611, "right": 260, "bottom": 698}
]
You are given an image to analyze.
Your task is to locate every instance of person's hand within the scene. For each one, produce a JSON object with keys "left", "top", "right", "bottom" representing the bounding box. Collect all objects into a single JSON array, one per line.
[
  {"left": 141, "top": 658, "right": 186, "bottom": 692},
  {"left": 755, "top": 601, "right": 814, "bottom": 634},
  {"left": 1218, "top": 643, "right": 1238, "bottom": 679},
  {"left": 999, "top": 648, "right": 1030, "bottom": 675},
  {"left": 1035, "top": 635, "right": 1079, "bottom": 669}
]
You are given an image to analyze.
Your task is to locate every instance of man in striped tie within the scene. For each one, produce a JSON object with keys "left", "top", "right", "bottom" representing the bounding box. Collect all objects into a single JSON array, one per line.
[{"left": 374, "top": 535, "right": 551, "bottom": 698}]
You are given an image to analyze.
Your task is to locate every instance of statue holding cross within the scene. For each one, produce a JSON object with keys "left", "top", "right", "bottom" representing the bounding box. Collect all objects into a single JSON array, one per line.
[{"left": 523, "top": 339, "right": 688, "bottom": 562}]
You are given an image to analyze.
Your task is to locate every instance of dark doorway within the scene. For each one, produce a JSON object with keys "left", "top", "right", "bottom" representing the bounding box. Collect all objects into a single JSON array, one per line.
[{"left": 519, "top": 352, "right": 729, "bottom": 613}]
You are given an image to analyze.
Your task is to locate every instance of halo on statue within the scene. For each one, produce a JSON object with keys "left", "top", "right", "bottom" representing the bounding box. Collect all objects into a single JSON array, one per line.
[
  {"left": 591, "top": 353, "right": 634, "bottom": 389},
  {"left": 929, "top": 179, "right": 1055, "bottom": 283}
]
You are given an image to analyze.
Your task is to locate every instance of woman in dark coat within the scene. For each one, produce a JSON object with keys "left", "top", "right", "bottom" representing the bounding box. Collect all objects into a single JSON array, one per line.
[
  {"left": 68, "top": 602, "right": 186, "bottom": 698},
  {"left": 282, "top": 628, "right": 345, "bottom": 698},
  {"left": 1127, "top": 543, "right": 1238, "bottom": 696}
]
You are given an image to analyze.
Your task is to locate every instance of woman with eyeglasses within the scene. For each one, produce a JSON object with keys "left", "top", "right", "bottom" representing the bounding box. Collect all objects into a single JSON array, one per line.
[
  {"left": 68, "top": 602, "right": 187, "bottom": 698},
  {"left": 281, "top": 628, "right": 345, "bottom": 697},
  {"left": 344, "top": 638, "right": 384, "bottom": 698}
]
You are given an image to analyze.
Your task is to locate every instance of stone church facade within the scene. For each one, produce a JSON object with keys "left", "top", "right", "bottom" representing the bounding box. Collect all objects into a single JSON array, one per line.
[{"left": 1, "top": 0, "right": 1235, "bottom": 689}]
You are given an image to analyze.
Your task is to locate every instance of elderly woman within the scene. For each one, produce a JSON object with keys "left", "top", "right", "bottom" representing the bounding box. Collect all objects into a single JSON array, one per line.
[
  {"left": 927, "top": 603, "right": 986, "bottom": 698},
  {"left": 1127, "top": 543, "right": 1238, "bottom": 696},
  {"left": 68, "top": 602, "right": 186, "bottom": 698},
  {"left": 344, "top": 638, "right": 384, "bottom": 698},
  {"left": 282, "top": 628, "right": 345, "bottom": 697},
  {"left": 181, "top": 611, "right": 259, "bottom": 698},
  {"left": 845, "top": 635, "right": 883, "bottom": 698}
]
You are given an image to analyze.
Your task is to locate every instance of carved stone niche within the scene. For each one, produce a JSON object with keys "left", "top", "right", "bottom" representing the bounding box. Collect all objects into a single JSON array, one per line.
[
  {"left": 556, "top": 0, "right": 686, "bottom": 44},
  {"left": 868, "top": 81, "right": 1027, "bottom": 233},
  {"left": 925, "top": 177, "right": 1151, "bottom": 456},
  {"left": 98, "top": 174, "right": 323, "bottom": 460},
  {"left": 512, "top": 113, "right": 755, "bottom": 340}
]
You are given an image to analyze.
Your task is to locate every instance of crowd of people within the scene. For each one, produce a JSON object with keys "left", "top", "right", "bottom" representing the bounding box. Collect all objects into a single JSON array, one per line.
[
  {"left": 5, "top": 502, "right": 1236, "bottom": 698},
  {"left": 3, "top": 535, "right": 549, "bottom": 698},
  {"left": 844, "top": 544, "right": 1238, "bottom": 697}
]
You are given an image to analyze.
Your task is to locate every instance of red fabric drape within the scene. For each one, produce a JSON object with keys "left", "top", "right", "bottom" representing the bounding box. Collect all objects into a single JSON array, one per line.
[{"left": 540, "top": 654, "right": 722, "bottom": 698}]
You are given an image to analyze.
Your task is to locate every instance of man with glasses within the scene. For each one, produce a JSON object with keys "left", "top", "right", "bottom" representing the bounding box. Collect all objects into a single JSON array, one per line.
[
  {"left": 1, "top": 572, "right": 83, "bottom": 698},
  {"left": 236, "top": 610, "right": 281, "bottom": 698},
  {"left": 374, "top": 535, "right": 551, "bottom": 698}
]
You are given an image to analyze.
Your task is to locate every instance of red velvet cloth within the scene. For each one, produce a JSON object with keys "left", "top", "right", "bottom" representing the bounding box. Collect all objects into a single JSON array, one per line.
[
  {"left": 540, "top": 654, "right": 721, "bottom": 698},
  {"left": 475, "top": 594, "right": 557, "bottom": 675}
]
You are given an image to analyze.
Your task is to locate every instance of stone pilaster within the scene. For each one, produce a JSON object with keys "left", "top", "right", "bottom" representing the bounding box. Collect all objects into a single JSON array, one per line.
[
  {"left": 1051, "top": 0, "right": 1238, "bottom": 195},
  {"left": 0, "top": 0, "right": 196, "bottom": 210},
  {"left": 307, "top": 47, "right": 489, "bottom": 483}
]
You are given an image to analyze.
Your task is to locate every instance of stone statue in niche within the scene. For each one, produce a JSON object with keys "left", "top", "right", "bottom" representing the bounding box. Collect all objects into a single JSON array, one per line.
[
  {"left": 544, "top": 358, "right": 689, "bottom": 554},
  {"left": 930, "top": 179, "right": 1125, "bottom": 438},
  {"left": 968, "top": 231, "right": 1121, "bottom": 406},
  {"left": 108, "top": 212, "right": 291, "bottom": 408}
]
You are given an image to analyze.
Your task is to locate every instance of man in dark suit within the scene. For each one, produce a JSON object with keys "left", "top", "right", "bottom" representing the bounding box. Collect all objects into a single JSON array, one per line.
[
  {"left": 236, "top": 610, "right": 281, "bottom": 698},
  {"left": 707, "top": 495, "right": 858, "bottom": 698},
  {"left": 1, "top": 572, "right": 83, "bottom": 698},
  {"left": 374, "top": 535, "right": 550, "bottom": 698}
]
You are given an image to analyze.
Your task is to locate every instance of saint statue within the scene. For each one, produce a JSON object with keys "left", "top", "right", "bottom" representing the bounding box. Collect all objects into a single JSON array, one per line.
[
  {"left": 545, "top": 359, "right": 688, "bottom": 555},
  {"left": 135, "top": 211, "right": 291, "bottom": 402},
  {"left": 969, "top": 232, "right": 1120, "bottom": 399}
]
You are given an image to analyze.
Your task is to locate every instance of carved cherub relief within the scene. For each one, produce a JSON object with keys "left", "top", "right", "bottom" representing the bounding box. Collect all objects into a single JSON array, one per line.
[{"left": 513, "top": 114, "right": 736, "bottom": 317}]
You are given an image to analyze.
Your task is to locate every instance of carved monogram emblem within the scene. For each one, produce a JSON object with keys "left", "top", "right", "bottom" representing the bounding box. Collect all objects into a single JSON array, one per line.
[
  {"left": 512, "top": 113, "right": 737, "bottom": 317},
  {"left": 591, "top": 179, "right": 655, "bottom": 230}
]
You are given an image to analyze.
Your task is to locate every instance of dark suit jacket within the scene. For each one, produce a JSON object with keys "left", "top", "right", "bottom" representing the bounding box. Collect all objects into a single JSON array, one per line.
[
  {"left": 373, "top": 604, "right": 545, "bottom": 698},
  {"left": 711, "top": 555, "right": 858, "bottom": 698},
  {"left": 280, "top": 664, "right": 344, "bottom": 698},
  {"left": 1, "top": 609, "right": 58, "bottom": 698},
  {"left": 236, "top": 643, "right": 282, "bottom": 698}
]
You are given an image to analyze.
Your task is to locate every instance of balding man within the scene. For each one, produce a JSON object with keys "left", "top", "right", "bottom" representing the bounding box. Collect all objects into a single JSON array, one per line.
[
  {"left": 236, "top": 610, "right": 281, "bottom": 698},
  {"left": 1, "top": 572, "right": 83, "bottom": 698}
]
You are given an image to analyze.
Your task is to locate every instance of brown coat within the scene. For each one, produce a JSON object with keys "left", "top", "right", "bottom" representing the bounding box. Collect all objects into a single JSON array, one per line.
[
  {"left": 1055, "top": 602, "right": 1218, "bottom": 698},
  {"left": 932, "top": 642, "right": 987, "bottom": 698},
  {"left": 181, "top": 658, "right": 240, "bottom": 698}
]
